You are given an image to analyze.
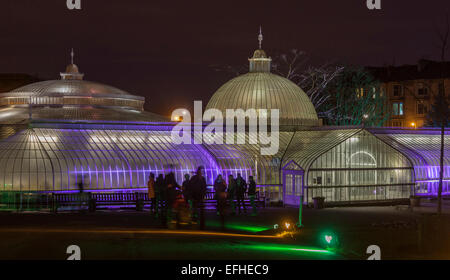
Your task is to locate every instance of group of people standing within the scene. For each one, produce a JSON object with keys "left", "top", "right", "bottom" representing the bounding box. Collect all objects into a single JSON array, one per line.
[
  {"left": 146, "top": 171, "right": 183, "bottom": 225},
  {"left": 147, "top": 166, "right": 257, "bottom": 230},
  {"left": 213, "top": 173, "right": 258, "bottom": 217},
  {"left": 147, "top": 166, "right": 207, "bottom": 228}
]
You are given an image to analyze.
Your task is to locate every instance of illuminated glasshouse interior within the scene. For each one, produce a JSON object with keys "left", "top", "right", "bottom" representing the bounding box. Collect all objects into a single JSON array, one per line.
[{"left": 0, "top": 44, "right": 448, "bottom": 206}]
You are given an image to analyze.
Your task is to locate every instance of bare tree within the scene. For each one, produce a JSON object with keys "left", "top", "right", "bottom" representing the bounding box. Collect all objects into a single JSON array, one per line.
[
  {"left": 297, "top": 66, "right": 345, "bottom": 118},
  {"left": 325, "top": 66, "right": 390, "bottom": 126},
  {"left": 272, "top": 50, "right": 388, "bottom": 125},
  {"left": 216, "top": 48, "right": 387, "bottom": 124},
  {"left": 272, "top": 49, "right": 308, "bottom": 80},
  {"left": 272, "top": 49, "right": 344, "bottom": 118}
]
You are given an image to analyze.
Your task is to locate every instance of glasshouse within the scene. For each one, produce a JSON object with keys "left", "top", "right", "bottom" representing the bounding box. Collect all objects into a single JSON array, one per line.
[{"left": 0, "top": 48, "right": 448, "bottom": 206}]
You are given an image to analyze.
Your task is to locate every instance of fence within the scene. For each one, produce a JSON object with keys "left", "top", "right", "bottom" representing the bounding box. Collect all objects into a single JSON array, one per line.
[
  {"left": 0, "top": 190, "right": 265, "bottom": 212},
  {"left": 0, "top": 192, "right": 55, "bottom": 212}
]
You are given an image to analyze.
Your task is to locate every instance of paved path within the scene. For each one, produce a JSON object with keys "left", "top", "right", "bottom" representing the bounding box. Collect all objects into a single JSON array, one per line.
[
  {"left": 0, "top": 208, "right": 340, "bottom": 260},
  {"left": 1, "top": 204, "right": 450, "bottom": 259}
]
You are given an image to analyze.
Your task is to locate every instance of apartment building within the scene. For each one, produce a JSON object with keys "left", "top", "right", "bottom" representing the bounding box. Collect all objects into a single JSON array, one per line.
[{"left": 368, "top": 59, "right": 450, "bottom": 128}]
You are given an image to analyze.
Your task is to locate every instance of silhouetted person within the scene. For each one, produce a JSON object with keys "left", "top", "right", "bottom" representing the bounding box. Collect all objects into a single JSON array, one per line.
[
  {"left": 248, "top": 176, "right": 257, "bottom": 216},
  {"left": 77, "top": 176, "right": 86, "bottom": 212},
  {"left": 159, "top": 174, "right": 170, "bottom": 226},
  {"left": 155, "top": 174, "right": 165, "bottom": 219},
  {"left": 147, "top": 173, "right": 156, "bottom": 215},
  {"left": 78, "top": 180, "right": 84, "bottom": 193},
  {"left": 182, "top": 174, "right": 192, "bottom": 210},
  {"left": 227, "top": 175, "right": 237, "bottom": 215},
  {"left": 214, "top": 175, "right": 227, "bottom": 230},
  {"left": 189, "top": 166, "right": 207, "bottom": 229},
  {"left": 235, "top": 173, "right": 247, "bottom": 214},
  {"left": 181, "top": 174, "right": 190, "bottom": 192},
  {"left": 214, "top": 175, "right": 227, "bottom": 215},
  {"left": 165, "top": 172, "right": 179, "bottom": 224},
  {"left": 173, "top": 184, "right": 188, "bottom": 228}
]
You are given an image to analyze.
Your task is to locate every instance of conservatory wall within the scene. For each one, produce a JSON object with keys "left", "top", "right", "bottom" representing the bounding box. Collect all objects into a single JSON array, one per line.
[
  {"left": 373, "top": 130, "right": 450, "bottom": 196},
  {"left": 281, "top": 128, "right": 363, "bottom": 204},
  {"left": 0, "top": 127, "right": 221, "bottom": 192},
  {"left": 305, "top": 130, "right": 414, "bottom": 203},
  {"left": 202, "top": 131, "right": 294, "bottom": 201},
  {"left": 1, "top": 124, "right": 446, "bottom": 205}
]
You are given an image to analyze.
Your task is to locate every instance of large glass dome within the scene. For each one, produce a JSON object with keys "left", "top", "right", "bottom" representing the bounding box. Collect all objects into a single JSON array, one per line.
[{"left": 206, "top": 48, "right": 319, "bottom": 126}]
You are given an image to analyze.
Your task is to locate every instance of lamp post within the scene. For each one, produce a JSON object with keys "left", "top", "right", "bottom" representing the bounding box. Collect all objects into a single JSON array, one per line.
[
  {"left": 298, "top": 192, "right": 303, "bottom": 228},
  {"left": 297, "top": 175, "right": 304, "bottom": 228}
]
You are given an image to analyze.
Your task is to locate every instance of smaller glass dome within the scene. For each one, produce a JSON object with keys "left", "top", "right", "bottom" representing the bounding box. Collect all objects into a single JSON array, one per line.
[
  {"left": 6, "top": 79, "right": 143, "bottom": 100},
  {"left": 0, "top": 51, "right": 144, "bottom": 111}
]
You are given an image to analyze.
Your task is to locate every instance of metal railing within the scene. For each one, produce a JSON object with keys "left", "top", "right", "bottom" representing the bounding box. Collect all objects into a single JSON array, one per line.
[
  {"left": 0, "top": 192, "right": 55, "bottom": 212},
  {"left": 0, "top": 190, "right": 266, "bottom": 212}
]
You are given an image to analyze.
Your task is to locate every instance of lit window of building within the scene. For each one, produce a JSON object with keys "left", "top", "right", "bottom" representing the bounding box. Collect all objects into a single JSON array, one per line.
[
  {"left": 392, "top": 102, "right": 404, "bottom": 116},
  {"left": 367, "top": 59, "right": 450, "bottom": 128}
]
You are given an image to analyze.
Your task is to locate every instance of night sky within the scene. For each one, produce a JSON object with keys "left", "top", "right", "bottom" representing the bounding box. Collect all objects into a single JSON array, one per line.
[{"left": 0, "top": 0, "right": 449, "bottom": 117}]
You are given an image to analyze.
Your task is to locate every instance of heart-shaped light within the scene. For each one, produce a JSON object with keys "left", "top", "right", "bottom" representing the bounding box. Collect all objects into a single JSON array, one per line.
[{"left": 325, "top": 235, "right": 333, "bottom": 243}]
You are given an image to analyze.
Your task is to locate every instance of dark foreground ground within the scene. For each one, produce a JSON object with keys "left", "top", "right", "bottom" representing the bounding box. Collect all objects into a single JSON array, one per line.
[{"left": 1, "top": 203, "right": 450, "bottom": 260}]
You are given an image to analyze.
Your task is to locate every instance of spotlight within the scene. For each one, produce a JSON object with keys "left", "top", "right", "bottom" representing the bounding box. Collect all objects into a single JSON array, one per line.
[
  {"left": 319, "top": 232, "right": 339, "bottom": 250},
  {"left": 273, "top": 220, "right": 298, "bottom": 236},
  {"left": 284, "top": 222, "right": 291, "bottom": 230}
]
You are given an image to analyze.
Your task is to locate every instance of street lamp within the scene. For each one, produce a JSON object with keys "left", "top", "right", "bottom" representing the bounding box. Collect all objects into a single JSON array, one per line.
[
  {"left": 171, "top": 108, "right": 188, "bottom": 122},
  {"left": 172, "top": 115, "right": 183, "bottom": 122}
]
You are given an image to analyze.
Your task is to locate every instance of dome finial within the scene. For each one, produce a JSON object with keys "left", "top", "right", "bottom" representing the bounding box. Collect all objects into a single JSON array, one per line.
[
  {"left": 60, "top": 48, "right": 84, "bottom": 80},
  {"left": 71, "top": 48, "right": 74, "bottom": 65},
  {"left": 258, "top": 26, "right": 263, "bottom": 49},
  {"left": 249, "top": 27, "right": 271, "bottom": 72}
]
